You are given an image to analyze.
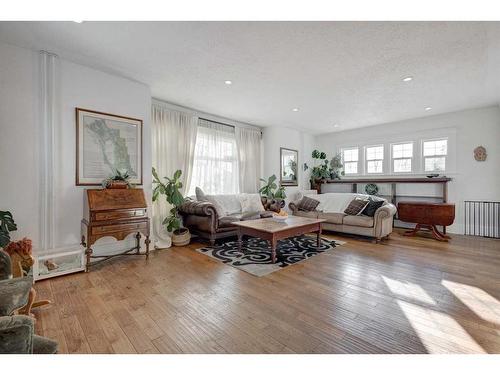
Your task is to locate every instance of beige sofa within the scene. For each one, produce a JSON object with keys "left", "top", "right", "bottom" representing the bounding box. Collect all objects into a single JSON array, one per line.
[{"left": 289, "top": 192, "right": 397, "bottom": 242}]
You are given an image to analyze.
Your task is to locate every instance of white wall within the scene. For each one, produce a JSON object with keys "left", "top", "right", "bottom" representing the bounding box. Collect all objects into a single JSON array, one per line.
[
  {"left": 315, "top": 106, "right": 500, "bottom": 234},
  {"left": 0, "top": 41, "right": 152, "bottom": 258},
  {"left": 262, "top": 126, "right": 314, "bottom": 208},
  {"left": 0, "top": 42, "right": 40, "bottom": 245}
]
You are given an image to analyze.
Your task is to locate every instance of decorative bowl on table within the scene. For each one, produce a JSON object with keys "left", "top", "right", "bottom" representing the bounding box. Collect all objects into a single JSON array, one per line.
[{"left": 272, "top": 210, "right": 289, "bottom": 222}]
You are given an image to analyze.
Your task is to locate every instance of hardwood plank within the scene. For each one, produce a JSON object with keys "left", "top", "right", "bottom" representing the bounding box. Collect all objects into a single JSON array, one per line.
[{"left": 33, "top": 229, "right": 500, "bottom": 354}]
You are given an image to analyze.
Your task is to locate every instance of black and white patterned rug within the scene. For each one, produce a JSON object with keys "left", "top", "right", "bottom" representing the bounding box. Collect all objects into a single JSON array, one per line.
[{"left": 195, "top": 235, "right": 345, "bottom": 277}]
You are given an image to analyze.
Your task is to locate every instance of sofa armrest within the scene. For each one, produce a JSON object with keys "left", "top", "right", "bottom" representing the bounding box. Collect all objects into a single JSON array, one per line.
[
  {"left": 0, "top": 315, "right": 34, "bottom": 354},
  {"left": 374, "top": 203, "right": 397, "bottom": 221},
  {"left": 178, "top": 200, "right": 219, "bottom": 233},
  {"left": 179, "top": 200, "right": 218, "bottom": 218},
  {"left": 374, "top": 203, "right": 397, "bottom": 239}
]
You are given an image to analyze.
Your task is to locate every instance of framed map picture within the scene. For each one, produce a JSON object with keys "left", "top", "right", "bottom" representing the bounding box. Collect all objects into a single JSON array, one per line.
[{"left": 76, "top": 108, "right": 143, "bottom": 186}]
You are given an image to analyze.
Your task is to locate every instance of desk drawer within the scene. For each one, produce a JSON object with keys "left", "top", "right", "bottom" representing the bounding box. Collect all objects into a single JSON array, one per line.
[
  {"left": 91, "top": 222, "right": 147, "bottom": 235},
  {"left": 94, "top": 209, "right": 146, "bottom": 221}
]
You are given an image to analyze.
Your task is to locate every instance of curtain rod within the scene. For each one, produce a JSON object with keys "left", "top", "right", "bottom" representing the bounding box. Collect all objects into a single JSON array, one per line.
[
  {"left": 199, "top": 117, "right": 263, "bottom": 135},
  {"left": 199, "top": 117, "right": 235, "bottom": 128}
]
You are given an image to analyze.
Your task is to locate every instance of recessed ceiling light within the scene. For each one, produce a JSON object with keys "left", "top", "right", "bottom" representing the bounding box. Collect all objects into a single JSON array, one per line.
[
  {"left": 425, "top": 107, "right": 432, "bottom": 111},
  {"left": 292, "top": 108, "right": 299, "bottom": 112},
  {"left": 224, "top": 80, "right": 232, "bottom": 85},
  {"left": 333, "top": 124, "right": 339, "bottom": 128},
  {"left": 402, "top": 76, "right": 413, "bottom": 82}
]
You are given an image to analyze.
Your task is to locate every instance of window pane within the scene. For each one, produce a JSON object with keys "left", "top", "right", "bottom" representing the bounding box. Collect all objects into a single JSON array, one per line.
[
  {"left": 393, "top": 143, "right": 412, "bottom": 158},
  {"left": 425, "top": 156, "right": 446, "bottom": 172},
  {"left": 423, "top": 140, "right": 447, "bottom": 156},
  {"left": 394, "top": 158, "right": 412, "bottom": 172},
  {"left": 366, "top": 146, "right": 383, "bottom": 160},
  {"left": 344, "top": 161, "right": 358, "bottom": 174},
  {"left": 343, "top": 148, "right": 358, "bottom": 162},
  {"left": 367, "top": 160, "right": 383, "bottom": 173}
]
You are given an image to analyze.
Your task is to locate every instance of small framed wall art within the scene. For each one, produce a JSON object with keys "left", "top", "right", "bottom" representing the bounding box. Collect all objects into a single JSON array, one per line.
[{"left": 76, "top": 108, "right": 143, "bottom": 186}]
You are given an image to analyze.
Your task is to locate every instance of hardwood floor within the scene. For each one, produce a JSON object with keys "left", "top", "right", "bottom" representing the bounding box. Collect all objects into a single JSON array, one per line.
[{"left": 33, "top": 229, "right": 500, "bottom": 354}]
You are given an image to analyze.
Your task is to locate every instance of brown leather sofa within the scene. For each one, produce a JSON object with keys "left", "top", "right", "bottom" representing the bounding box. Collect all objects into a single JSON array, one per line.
[{"left": 179, "top": 199, "right": 278, "bottom": 245}]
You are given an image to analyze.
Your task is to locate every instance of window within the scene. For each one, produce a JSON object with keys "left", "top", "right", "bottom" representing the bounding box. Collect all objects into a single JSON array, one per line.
[
  {"left": 365, "top": 145, "right": 384, "bottom": 174},
  {"left": 188, "top": 119, "right": 239, "bottom": 195},
  {"left": 342, "top": 147, "right": 359, "bottom": 174},
  {"left": 392, "top": 142, "right": 413, "bottom": 173},
  {"left": 423, "top": 139, "right": 447, "bottom": 172}
]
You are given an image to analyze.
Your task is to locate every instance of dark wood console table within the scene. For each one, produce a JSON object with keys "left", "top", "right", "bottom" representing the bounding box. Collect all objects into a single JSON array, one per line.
[{"left": 81, "top": 188, "right": 150, "bottom": 272}]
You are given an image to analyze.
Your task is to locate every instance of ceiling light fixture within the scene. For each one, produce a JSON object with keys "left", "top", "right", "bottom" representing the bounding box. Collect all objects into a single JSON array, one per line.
[
  {"left": 333, "top": 124, "right": 339, "bottom": 128},
  {"left": 224, "top": 80, "right": 232, "bottom": 85},
  {"left": 292, "top": 108, "right": 299, "bottom": 112},
  {"left": 402, "top": 76, "right": 413, "bottom": 82},
  {"left": 425, "top": 107, "right": 432, "bottom": 111}
]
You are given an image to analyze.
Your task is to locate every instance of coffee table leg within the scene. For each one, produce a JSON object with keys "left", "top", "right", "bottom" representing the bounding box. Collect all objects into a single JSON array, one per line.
[
  {"left": 237, "top": 228, "right": 243, "bottom": 255},
  {"left": 317, "top": 226, "right": 322, "bottom": 248},
  {"left": 271, "top": 237, "right": 277, "bottom": 263}
]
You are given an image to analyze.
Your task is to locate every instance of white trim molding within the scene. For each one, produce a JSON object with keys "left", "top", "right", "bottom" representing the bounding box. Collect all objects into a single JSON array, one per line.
[{"left": 38, "top": 50, "right": 58, "bottom": 255}]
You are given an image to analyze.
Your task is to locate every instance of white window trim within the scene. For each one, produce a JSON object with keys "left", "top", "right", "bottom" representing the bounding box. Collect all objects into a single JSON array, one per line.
[
  {"left": 421, "top": 137, "right": 448, "bottom": 173},
  {"left": 341, "top": 146, "right": 360, "bottom": 175},
  {"left": 365, "top": 144, "right": 384, "bottom": 174},
  {"left": 390, "top": 141, "right": 414, "bottom": 174}
]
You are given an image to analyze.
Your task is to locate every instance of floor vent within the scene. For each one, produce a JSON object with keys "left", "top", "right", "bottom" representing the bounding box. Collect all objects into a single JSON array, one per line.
[{"left": 464, "top": 200, "right": 500, "bottom": 238}]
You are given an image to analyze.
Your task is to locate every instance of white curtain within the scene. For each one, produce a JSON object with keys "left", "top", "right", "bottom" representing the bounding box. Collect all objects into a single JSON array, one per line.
[
  {"left": 152, "top": 103, "right": 198, "bottom": 248},
  {"left": 235, "top": 127, "right": 262, "bottom": 193},
  {"left": 188, "top": 119, "right": 240, "bottom": 195}
]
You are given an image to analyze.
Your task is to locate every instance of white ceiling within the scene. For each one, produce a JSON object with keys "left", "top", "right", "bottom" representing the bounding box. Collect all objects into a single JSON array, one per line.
[{"left": 1, "top": 21, "right": 500, "bottom": 134}]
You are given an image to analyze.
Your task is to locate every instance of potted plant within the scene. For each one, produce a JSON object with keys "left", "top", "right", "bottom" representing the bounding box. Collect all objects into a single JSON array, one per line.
[
  {"left": 152, "top": 168, "right": 190, "bottom": 246},
  {"left": 102, "top": 169, "right": 132, "bottom": 189},
  {"left": 308, "top": 150, "right": 344, "bottom": 190},
  {"left": 0, "top": 210, "right": 17, "bottom": 249},
  {"left": 259, "top": 175, "right": 287, "bottom": 212}
]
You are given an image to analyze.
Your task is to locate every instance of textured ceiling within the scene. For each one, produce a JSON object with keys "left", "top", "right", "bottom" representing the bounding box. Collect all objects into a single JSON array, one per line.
[{"left": 1, "top": 21, "right": 500, "bottom": 134}]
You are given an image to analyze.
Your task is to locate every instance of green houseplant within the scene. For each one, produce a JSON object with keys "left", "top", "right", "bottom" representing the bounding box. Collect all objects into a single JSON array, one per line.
[
  {"left": 152, "top": 168, "right": 190, "bottom": 246},
  {"left": 101, "top": 169, "right": 132, "bottom": 189},
  {"left": 259, "top": 175, "right": 287, "bottom": 212},
  {"left": 0, "top": 210, "right": 17, "bottom": 248},
  {"left": 309, "top": 150, "right": 344, "bottom": 190}
]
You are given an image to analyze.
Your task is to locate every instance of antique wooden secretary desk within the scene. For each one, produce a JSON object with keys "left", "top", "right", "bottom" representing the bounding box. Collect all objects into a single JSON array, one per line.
[{"left": 81, "top": 188, "right": 151, "bottom": 271}]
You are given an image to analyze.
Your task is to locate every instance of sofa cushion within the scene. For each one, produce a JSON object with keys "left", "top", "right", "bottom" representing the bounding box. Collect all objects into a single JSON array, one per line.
[
  {"left": 293, "top": 210, "right": 319, "bottom": 219},
  {"left": 206, "top": 194, "right": 242, "bottom": 215},
  {"left": 343, "top": 215, "right": 374, "bottom": 228},
  {"left": 195, "top": 186, "right": 208, "bottom": 202},
  {"left": 239, "top": 194, "right": 265, "bottom": 213},
  {"left": 307, "top": 193, "right": 371, "bottom": 213},
  {"left": 344, "top": 198, "right": 370, "bottom": 215},
  {"left": 219, "top": 215, "right": 241, "bottom": 228},
  {"left": 297, "top": 196, "right": 320, "bottom": 211},
  {"left": 318, "top": 212, "right": 346, "bottom": 224}
]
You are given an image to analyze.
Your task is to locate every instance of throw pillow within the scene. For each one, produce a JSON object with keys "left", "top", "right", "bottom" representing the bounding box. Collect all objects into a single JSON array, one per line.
[
  {"left": 195, "top": 186, "right": 207, "bottom": 202},
  {"left": 297, "top": 196, "right": 320, "bottom": 211},
  {"left": 239, "top": 194, "right": 265, "bottom": 213},
  {"left": 362, "top": 199, "right": 385, "bottom": 217},
  {"left": 344, "top": 198, "right": 370, "bottom": 216}
]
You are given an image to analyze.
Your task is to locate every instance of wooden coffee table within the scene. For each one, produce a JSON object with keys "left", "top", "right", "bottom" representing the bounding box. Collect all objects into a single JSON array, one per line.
[{"left": 232, "top": 216, "right": 326, "bottom": 263}]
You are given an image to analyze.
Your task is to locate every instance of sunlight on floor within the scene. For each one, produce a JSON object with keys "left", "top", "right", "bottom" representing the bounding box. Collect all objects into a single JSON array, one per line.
[
  {"left": 382, "top": 276, "right": 436, "bottom": 305},
  {"left": 397, "top": 300, "right": 486, "bottom": 353},
  {"left": 442, "top": 279, "right": 500, "bottom": 325}
]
